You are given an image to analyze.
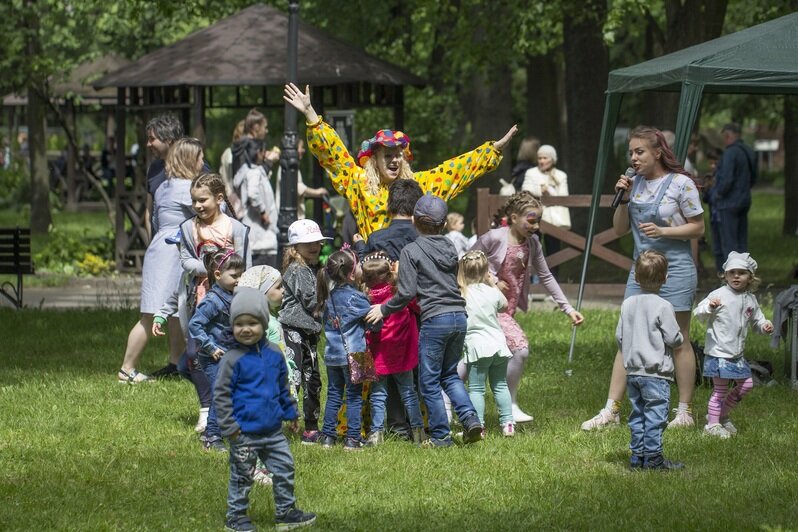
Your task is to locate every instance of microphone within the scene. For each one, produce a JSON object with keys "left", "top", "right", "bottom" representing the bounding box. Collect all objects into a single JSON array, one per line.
[{"left": 611, "top": 167, "right": 636, "bottom": 209}]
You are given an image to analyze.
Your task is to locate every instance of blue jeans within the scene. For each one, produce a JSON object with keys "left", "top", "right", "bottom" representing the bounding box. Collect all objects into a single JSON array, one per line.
[
  {"left": 199, "top": 356, "right": 221, "bottom": 440},
  {"left": 370, "top": 370, "right": 423, "bottom": 433},
  {"left": 321, "top": 365, "right": 363, "bottom": 440},
  {"left": 418, "top": 312, "right": 477, "bottom": 441},
  {"left": 627, "top": 375, "right": 670, "bottom": 458},
  {"left": 717, "top": 205, "right": 749, "bottom": 259},
  {"left": 467, "top": 355, "right": 513, "bottom": 425},
  {"left": 227, "top": 429, "right": 296, "bottom": 521}
]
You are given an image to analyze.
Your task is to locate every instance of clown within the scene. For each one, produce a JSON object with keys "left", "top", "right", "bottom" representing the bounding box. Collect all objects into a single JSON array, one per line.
[{"left": 283, "top": 83, "right": 518, "bottom": 238}]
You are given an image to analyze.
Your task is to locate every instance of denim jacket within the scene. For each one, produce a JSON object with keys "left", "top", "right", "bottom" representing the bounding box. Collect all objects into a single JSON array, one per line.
[
  {"left": 188, "top": 283, "right": 236, "bottom": 359},
  {"left": 322, "top": 284, "right": 381, "bottom": 366}
]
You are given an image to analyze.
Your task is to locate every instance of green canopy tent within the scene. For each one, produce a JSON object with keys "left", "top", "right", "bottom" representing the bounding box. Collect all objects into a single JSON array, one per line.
[{"left": 570, "top": 12, "right": 798, "bottom": 361}]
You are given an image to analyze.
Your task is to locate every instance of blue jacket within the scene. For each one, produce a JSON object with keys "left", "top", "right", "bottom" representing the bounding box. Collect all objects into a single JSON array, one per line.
[
  {"left": 714, "top": 140, "right": 757, "bottom": 210},
  {"left": 188, "top": 284, "right": 235, "bottom": 358},
  {"left": 214, "top": 339, "right": 298, "bottom": 438},
  {"left": 322, "top": 284, "right": 380, "bottom": 366}
]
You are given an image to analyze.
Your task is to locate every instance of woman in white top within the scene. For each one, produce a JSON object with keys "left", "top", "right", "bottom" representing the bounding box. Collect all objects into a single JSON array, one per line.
[{"left": 521, "top": 145, "right": 570, "bottom": 275}]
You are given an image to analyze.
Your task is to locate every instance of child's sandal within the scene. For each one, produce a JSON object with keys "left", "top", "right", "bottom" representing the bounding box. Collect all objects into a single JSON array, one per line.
[{"left": 117, "top": 368, "right": 149, "bottom": 384}]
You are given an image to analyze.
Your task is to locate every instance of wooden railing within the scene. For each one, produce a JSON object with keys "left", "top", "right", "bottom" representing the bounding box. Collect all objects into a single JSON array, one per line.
[{"left": 476, "top": 188, "right": 633, "bottom": 272}]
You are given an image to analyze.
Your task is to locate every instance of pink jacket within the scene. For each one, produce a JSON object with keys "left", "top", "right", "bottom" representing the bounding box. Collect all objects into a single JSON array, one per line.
[
  {"left": 471, "top": 227, "right": 574, "bottom": 315},
  {"left": 367, "top": 283, "right": 420, "bottom": 375}
]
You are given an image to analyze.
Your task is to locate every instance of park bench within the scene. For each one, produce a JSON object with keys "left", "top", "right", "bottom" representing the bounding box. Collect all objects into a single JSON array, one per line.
[{"left": 0, "top": 227, "right": 34, "bottom": 309}]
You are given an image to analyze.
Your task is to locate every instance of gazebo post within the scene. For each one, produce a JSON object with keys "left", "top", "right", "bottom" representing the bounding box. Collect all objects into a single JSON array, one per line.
[
  {"left": 65, "top": 97, "right": 77, "bottom": 212},
  {"left": 192, "top": 86, "right": 206, "bottom": 143},
  {"left": 393, "top": 85, "right": 404, "bottom": 131},
  {"left": 277, "top": 0, "right": 300, "bottom": 259},
  {"left": 114, "top": 87, "right": 127, "bottom": 271},
  {"left": 311, "top": 87, "right": 325, "bottom": 222}
]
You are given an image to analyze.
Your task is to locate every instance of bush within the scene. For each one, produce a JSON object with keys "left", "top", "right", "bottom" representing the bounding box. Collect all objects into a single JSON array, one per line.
[
  {"left": 0, "top": 160, "right": 29, "bottom": 207},
  {"left": 33, "top": 226, "right": 114, "bottom": 276}
]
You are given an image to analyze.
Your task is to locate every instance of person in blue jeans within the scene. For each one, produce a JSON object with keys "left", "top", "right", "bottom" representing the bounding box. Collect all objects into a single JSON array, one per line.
[
  {"left": 315, "top": 248, "right": 381, "bottom": 451},
  {"left": 366, "top": 193, "right": 483, "bottom": 447},
  {"left": 215, "top": 288, "right": 316, "bottom": 532},
  {"left": 188, "top": 249, "right": 245, "bottom": 452},
  {"left": 616, "top": 250, "right": 685, "bottom": 470},
  {"left": 714, "top": 122, "right": 757, "bottom": 261}
]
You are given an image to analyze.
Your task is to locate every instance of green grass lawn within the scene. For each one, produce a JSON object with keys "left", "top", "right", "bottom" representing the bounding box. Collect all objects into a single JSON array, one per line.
[{"left": 2, "top": 307, "right": 796, "bottom": 530}]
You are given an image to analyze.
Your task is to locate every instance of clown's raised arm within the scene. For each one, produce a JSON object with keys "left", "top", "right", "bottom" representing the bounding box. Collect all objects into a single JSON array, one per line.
[{"left": 284, "top": 83, "right": 517, "bottom": 237}]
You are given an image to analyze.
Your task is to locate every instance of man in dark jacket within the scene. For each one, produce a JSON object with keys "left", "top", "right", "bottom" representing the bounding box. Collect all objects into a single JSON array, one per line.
[{"left": 714, "top": 122, "right": 757, "bottom": 260}]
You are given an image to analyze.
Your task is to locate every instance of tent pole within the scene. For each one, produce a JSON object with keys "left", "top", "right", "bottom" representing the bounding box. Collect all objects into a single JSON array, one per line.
[
  {"left": 568, "top": 92, "right": 623, "bottom": 364},
  {"left": 673, "top": 82, "right": 704, "bottom": 161}
]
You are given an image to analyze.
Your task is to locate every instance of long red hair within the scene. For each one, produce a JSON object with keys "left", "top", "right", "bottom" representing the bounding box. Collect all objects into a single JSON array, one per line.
[{"left": 629, "top": 126, "right": 687, "bottom": 176}]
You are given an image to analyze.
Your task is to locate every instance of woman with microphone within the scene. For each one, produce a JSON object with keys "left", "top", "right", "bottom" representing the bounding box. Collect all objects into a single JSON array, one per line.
[{"left": 581, "top": 126, "right": 705, "bottom": 431}]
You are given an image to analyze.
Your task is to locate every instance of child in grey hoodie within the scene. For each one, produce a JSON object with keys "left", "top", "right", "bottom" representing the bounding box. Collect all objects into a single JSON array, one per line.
[
  {"left": 616, "top": 250, "right": 684, "bottom": 470},
  {"left": 366, "top": 193, "right": 483, "bottom": 447}
]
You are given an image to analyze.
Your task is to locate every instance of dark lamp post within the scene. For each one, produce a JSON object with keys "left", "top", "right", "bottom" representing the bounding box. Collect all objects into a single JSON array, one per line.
[{"left": 277, "top": 0, "right": 300, "bottom": 260}]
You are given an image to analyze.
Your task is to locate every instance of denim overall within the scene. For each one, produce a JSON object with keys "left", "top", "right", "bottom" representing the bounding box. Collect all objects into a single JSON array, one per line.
[{"left": 624, "top": 173, "right": 697, "bottom": 312}]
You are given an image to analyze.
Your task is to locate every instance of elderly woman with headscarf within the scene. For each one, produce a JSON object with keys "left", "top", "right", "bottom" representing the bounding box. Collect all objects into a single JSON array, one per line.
[
  {"left": 521, "top": 144, "right": 571, "bottom": 275},
  {"left": 283, "top": 83, "right": 518, "bottom": 238}
]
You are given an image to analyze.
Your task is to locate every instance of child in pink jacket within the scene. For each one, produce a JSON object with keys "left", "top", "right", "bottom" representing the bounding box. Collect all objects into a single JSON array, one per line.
[{"left": 361, "top": 251, "right": 425, "bottom": 445}]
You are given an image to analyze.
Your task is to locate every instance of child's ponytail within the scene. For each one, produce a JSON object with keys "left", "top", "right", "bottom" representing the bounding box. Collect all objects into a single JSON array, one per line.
[{"left": 313, "top": 248, "right": 357, "bottom": 318}]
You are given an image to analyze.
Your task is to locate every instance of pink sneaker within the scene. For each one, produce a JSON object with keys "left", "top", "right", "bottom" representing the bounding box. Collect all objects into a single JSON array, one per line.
[{"left": 501, "top": 422, "right": 515, "bottom": 437}]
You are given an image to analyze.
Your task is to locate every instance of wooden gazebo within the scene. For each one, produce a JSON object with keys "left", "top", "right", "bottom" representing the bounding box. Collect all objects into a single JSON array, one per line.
[
  {"left": 94, "top": 3, "right": 424, "bottom": 271},
  {"left": 4, "top": 54, "right": 131, "bottom": 211}
]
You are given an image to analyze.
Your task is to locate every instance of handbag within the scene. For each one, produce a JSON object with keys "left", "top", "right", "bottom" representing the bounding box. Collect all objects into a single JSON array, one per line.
[{"left": 328, "top": 289, "right": 377, "bottom": 384}]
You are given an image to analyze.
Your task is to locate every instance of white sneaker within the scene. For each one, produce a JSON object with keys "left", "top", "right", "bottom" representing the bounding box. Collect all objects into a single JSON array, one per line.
[
  {"left": 580, "top": 408, "right": 620, "bottom": 431},
  {"left": 253, "top": 467, "right": 273, "bottom": 486},
  {"left": 512, "top": 404, "right": 534, "bottom": 423},
  {"left": 194, "top": 407, "right": 209, "bottom": 433},
  {"left": 501, "top": 422, "right": 515, "bottom": 437},
  {"left": 705, "top": 414, "right": 738, "bottom": 435},
  {"left": 667, "top": 409, "right": 695, "bottom": 428},
  {"left": 720, "top": 419, "right": 737, "bottom": 435},
  {"left": 704, "top": 423, "right": 731, "bottom": 439}
]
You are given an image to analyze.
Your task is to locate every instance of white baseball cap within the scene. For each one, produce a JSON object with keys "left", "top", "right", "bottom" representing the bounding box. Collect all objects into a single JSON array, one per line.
[{"left": 287, "top": 219, "right": 331, "bottom": 245}]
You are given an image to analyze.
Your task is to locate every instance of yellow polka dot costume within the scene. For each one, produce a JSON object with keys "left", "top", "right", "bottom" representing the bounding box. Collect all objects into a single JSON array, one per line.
[{"left": 306, "top": 119, "right": 504, "bottom": 237}]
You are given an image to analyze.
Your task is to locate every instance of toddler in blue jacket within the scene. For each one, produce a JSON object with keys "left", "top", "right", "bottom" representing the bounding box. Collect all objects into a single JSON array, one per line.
[{"left": 215, "top": 287, "right": 316, "bottom": 532}]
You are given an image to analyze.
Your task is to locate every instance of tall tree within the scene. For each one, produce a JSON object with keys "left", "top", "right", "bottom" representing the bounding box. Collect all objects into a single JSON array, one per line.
[
  {"left": 785, "top": 96, "right": 798, "bottom": 235},
  {"left": 642, "top": 0, "right": 728, "bottom": 128},
  {"left": 562, "top": 0, "right": 609, "bottom": 196},
  {"left": 24, "top": 0, "right": 51, "bottom": 233}
]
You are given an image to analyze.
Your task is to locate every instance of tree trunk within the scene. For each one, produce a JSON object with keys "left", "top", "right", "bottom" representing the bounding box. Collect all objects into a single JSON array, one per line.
[
  {"left": 562, "top": 2, "right": 608, "bottom": 195},
  {"left": 24, "top": 0, "right": 51, "bottom": 234},
  {"left": 526, "top": 51, "right": 563, "bottom": 153},
  {"left": 27, "top": 83, "right": 51, "bottom": 234},
  {"left": 644, "top": 0, "right": 728, "bottom": 129},
  {"left": 462, "top": 65, "right": 514, "bottom": 224},
  {"left": 784, "top": 95, "right": 798, "bottom": 236}
]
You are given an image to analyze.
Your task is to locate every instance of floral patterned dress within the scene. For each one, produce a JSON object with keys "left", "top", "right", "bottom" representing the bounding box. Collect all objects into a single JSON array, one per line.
[{"left": 497, "top": 242, "right": 530, "bottom": 352}]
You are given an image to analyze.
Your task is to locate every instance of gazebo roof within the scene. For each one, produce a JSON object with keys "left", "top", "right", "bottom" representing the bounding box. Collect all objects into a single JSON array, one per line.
[
  {"left": 608, "top": 12, "right": 798, "bottom": 94},
  {"left": 94, "top": 4, "right": 424, "bottom": 89},
  {"left": 4, "top": 54, "right": 131, "bottom": 106}
]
